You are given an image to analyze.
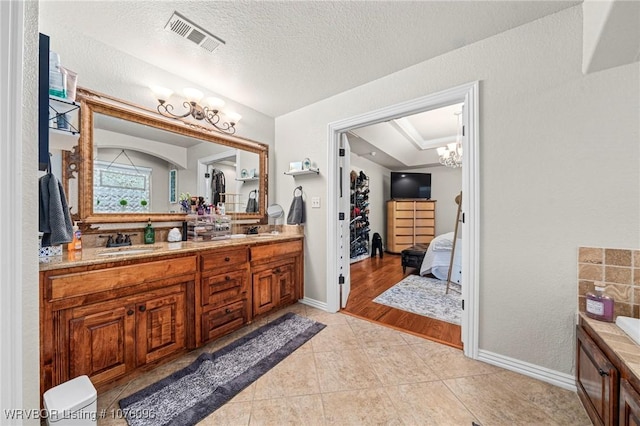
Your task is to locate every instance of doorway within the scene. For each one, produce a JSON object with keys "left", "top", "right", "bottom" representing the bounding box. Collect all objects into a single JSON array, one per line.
[{"left": 326, "top": 81, "right": 479, "bottom": 358}]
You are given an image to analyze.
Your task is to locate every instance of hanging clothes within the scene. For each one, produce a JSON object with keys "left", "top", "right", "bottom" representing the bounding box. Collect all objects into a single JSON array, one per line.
[
  {"left": 287, "top": 186, "right": 305, "bottom": 225},
  {"left": 246, "top": 189, "right": 258, "bottom": 213},
  {"left": 210, "top": 169, "right": 226, "bottom": 205},
  {"left": 39, "top": 172, "right": 74, "bottom": 246}
]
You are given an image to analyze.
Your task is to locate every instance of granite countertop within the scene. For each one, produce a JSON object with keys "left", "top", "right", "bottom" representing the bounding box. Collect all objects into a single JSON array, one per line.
[
  {"left": 39, "top": 233, "right": 303, "bottom": 271},
  {"left": 580, "top": 313, "right": 640, "bottom": 380}
]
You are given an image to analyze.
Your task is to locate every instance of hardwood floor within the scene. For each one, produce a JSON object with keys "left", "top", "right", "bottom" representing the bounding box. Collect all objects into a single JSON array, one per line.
[{"left": 342, "top": 253, "right": 463, "bottom": 349}]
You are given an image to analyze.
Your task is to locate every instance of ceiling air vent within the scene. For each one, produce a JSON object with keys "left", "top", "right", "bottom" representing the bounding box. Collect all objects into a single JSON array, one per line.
[{"left": 164, "top": 11, "right": 225, "bottom": 53}]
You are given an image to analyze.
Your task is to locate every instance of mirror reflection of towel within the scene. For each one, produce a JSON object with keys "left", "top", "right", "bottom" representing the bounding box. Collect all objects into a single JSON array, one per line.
[
  {"left": 246, "top": 190, "right": 258, "bottom": 213},
  {"left": 287, "top": 186, "right": 305, "bottom": 225}
]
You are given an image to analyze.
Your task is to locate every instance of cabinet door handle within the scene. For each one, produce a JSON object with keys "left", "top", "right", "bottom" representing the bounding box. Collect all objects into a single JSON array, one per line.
[
  {"left": 225, "top": 275, "right": 231, "bottom": 281},
  {"left": 224, "top": 257, "right": 230, "bottom": 262},
  {"left": 598, "top": 368, "right": 609, "bottom": 377},
  {"left": 138, "top": 305, "right": 146, "bottom": 312},
  {"left": 225, "top": 308, "right": 232, "bottom": 314},
  {"left": 127, "top": 309, "right": 135, "bottom": 316},
  {"left": 274, "top": 268, "right": 281, "bottom": 273}
]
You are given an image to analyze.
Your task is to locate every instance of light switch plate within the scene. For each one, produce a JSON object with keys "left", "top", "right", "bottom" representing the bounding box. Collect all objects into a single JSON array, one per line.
[{"left": 311, "top": 196, "right": 320, "bottom": 208}]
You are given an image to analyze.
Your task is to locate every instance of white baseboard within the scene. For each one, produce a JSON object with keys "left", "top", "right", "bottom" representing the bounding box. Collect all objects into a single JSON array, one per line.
[
  {"left": 478, "top": 349, "right": 576, "bottom": 391},
  {"left": 299, "top": 297, "right": 328, "bottom": 312}
]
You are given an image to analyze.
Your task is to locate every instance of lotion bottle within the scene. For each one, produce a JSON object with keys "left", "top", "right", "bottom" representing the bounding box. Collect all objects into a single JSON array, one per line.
[
  {"left": 67, "top": 222, "right": 82, "bottom": 251},
  {"left": 585, "top": 286, "right": 614, "bottom": 322}
]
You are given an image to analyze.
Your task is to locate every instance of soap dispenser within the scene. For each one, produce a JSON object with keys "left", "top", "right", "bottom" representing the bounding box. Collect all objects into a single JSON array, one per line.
[{"left": 144, "top": 218, "right": 155, "bottom": 244}]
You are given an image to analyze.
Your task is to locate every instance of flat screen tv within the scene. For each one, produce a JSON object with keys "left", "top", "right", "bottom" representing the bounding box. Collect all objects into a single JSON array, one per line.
[{"left": 390, "top": 172, "right": 431, "bottom": 199}]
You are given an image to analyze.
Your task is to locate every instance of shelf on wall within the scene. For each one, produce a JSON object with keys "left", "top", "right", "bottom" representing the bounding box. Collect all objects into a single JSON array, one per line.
[
  {"left": 284, "top": 167, "right": 320, "bottom": 176},
  {"left": 235, "top": 177, "right": 259, "bottom": 182},
  {"left": 49, "top": 95, "right": 81, "bottom": 136}
]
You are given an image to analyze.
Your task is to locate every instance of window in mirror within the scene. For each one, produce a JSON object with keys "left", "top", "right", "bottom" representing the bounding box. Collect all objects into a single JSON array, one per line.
[{"left": 94, "top": 158, "right": 152, "bottom": 212}]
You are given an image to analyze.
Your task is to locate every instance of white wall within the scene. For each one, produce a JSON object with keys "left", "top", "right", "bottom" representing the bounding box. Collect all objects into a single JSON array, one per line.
[{"left": 275, "top": 5, "right": 640, "bottom": 376}]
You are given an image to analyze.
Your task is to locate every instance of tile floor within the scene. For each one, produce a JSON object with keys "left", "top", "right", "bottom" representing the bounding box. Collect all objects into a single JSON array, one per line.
[{"left": 97, "top": 303, "right": 591, "bottom": 425}]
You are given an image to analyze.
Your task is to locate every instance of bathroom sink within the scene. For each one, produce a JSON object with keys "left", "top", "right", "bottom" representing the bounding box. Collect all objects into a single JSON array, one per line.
[{"left": 615, "top": 316, "right": 640, "bottom": 346}]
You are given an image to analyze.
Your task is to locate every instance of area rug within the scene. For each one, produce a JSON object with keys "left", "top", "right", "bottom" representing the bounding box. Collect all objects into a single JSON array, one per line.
[
  {"left": 119, "top": 312, "right": 325, "bottom": 426},
  {"left": 373, "top": 274, "right": 462, "bottom": 325}
]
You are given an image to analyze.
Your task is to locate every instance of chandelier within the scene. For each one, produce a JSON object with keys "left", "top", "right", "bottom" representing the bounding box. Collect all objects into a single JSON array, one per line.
[
  {"left": 150, "top": 86, "right": 241, "bottom": 134},
  {"left": 436, "top": 111, "right": 463, "bottom": 168}
]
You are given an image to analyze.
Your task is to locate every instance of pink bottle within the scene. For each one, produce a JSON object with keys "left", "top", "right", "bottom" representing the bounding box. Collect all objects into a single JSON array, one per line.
[{"left": 585, "top": 286, "right": 615, "bottom": 322}]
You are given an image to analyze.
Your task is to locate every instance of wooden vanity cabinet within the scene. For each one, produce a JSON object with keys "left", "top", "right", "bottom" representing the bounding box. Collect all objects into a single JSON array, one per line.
[
  {"left": 577, "top": 320, "right": 640, "bottom": 426},
  {"left": 197, "top": 247, "right": 250, "bottom": 346},
  {"left": 576, "top": 325, "right": 619, "bottom": 425},
  {"left": 41, "top": 255, "right": 196, "bottom": 395},
  {"left": 40, "top": 237, "right": 305, "bottom": 399},
  {"left": 250, "top": 240, "right": 303, "bottom": 317},
  {"left": 620, "top": 379, "right": 640, "bottom": 426}
]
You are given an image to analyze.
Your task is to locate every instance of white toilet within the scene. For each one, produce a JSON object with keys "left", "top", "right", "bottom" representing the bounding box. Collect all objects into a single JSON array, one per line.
[{"left": 43, "top": 375, "right": 97, "bottom": 425}]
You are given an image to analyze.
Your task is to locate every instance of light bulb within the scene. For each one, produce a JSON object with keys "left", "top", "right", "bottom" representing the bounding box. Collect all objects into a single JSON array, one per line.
[
  {"left": 205, "top": 97, "right": 225, "bottom": 110},
  {"left": 225, "top": 111, "right": 242, "bottom": 124},
  {"left": 149, "top": 85, "right": 173, "bottom": 102},
  {"left": 183, "top": 88, "right": 203, "bottom": 103},
  {"left": 436, "top": 147, "right": 447, "bottom": 156}
]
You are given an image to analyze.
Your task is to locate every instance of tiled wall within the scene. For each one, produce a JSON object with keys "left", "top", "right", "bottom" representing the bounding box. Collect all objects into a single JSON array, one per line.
[{"left": 578, "top": 247, "right": 640, "bottom": 319}]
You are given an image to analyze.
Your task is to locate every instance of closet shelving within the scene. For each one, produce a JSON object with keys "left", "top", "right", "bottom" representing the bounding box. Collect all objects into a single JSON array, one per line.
[{"left": 350, "top": 170, "right": 370, "bottom": 263}]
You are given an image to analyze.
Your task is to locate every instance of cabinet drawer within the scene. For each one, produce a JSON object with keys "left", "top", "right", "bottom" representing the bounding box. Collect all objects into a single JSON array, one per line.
[
  {"left": 415, "top": 218, "right": 435, "bottom": 227},
  {"left": 396, "top": 228, "right": 415, "bottom": 236},
  {"left": 415, "top": 235, "right": 434, "bottom": 244},
  {"left": 201, "top": 300, "right": 247, "bottom": 343},
  {"left": 395, "top": 236, "right": 414, "bottom": 245},
  {"left": 415, "top": 202, "right": 435, "bottom": 211},
  {"left": 396, "top": 218, "right": 414, "bottom": 228},
  {"left": 49, "top": 256, "right": 196, "bottom": 300},
  {"left": 201, "top": 269, "right": 247, "bottom": 307},
  {"left": 416, "top": 210, "right": 435, "bottom": 219},
  {"left": 395, "top": 201, "right": 416, "bottom": 211},
  {"left": 395, "top": 210, "right": 415, "bottom": 219},
  {"left": 200, "top": 248, "right": 248, "bottom": 271},
  {"left": 251, "top": 240, "right": 302, "bottom": 262},
  {"left": 415, "top": 227, "right": 435, "bottom": 236}
]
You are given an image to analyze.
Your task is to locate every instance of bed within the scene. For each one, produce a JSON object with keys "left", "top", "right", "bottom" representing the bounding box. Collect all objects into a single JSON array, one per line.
[{"left": 419, "top": 232, "right": 462, "bottom": 284}]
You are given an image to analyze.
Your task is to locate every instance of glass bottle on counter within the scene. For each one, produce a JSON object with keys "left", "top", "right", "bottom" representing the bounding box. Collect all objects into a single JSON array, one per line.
[
  {"left": 144, "top": 218, "right": 155, "bottom": 244},
  {"left": 585, "top": 286, "right": 614, "bottom": 322}
]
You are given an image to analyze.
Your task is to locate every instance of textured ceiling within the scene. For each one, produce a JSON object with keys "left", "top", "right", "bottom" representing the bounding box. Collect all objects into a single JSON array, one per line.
[{"left": 39, "top": 0, "right": 580, "bottom": 118}]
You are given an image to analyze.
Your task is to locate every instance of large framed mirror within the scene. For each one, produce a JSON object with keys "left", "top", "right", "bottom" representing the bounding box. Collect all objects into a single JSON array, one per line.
[{"left": 76, "top": 89, "right": 268, "bottom": 224}]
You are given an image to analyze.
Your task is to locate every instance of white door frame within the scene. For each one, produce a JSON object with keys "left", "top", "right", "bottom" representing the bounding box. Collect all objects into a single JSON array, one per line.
[
  {"left": 326, "top": 81, "right": 480, "bottom": 358},
  {"left": 1, "top": 0, "right": 26, "bottom": 416}
]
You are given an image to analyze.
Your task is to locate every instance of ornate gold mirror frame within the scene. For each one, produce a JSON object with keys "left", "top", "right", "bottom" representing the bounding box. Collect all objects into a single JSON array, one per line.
[{"left": 77, "top": 89, "right": 268, "bottom": 224}]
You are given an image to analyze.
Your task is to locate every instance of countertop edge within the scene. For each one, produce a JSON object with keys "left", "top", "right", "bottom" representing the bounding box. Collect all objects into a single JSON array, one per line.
[
  {"left": 579, "top": 313, "right": 640, "bottom": 383},
  {"left": 39, "top": 234, "right": 304, "bottom": 272}
]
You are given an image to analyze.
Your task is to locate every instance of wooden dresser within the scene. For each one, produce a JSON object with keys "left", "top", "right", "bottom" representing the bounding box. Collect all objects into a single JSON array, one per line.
[{"left": 386, "top": 199, "right": 436, "bottom": 253}]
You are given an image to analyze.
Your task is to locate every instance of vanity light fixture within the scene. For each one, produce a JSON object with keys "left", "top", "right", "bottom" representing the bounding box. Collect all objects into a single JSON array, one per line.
[
  {"left": 150, "top": 86, "right": 241, "bottom": 134},
  {"left": 437, "top": 111, "right": 463, "bottom": 168}
]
